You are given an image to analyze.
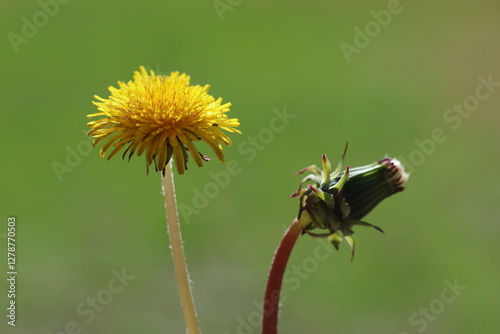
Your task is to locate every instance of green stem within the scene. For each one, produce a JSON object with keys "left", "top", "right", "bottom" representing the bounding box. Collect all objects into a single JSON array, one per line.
[
  {"left": 261, "top": 215, "right": 310, "bottom": 334},
  {"left": 162, "top": 163, "right": 201, "bottom": 334}
]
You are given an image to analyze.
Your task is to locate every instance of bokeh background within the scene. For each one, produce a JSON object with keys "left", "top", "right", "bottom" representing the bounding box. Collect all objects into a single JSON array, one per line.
[{"left": 1, "top": 0, "right": 499, "bottom": 333}]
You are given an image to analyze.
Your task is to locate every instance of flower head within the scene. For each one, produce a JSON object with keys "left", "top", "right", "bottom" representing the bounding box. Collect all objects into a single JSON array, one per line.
[
  {"left": 292, "top": 143, "right": 409, "bottom": 259},
  {"left": 87, "top": 66, "right": 241, "bottom": 175}
]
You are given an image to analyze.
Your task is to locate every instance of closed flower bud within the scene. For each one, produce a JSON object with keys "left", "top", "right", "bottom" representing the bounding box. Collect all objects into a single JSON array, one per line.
[{"left": 292, "top": 143, "right": 409, "bottom": 259}]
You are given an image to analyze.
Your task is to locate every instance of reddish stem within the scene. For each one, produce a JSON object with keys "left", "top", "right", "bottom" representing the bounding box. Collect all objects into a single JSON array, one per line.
[{"left": 261, "top": 218, "right": 305, "bottom": 334}]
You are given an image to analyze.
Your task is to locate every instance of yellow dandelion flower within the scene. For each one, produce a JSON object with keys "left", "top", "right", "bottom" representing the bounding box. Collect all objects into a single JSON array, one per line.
[{"left": 87, "top": 66, "right": 241, "bottom": 174}]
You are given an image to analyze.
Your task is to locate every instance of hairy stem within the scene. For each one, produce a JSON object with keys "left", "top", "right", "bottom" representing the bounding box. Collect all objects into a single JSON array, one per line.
[
  {"left": 162, "top": 163, "right": 201, "bottom": 334},
  {"left": 261, "top": 215, "right": 309, "bottom": 334}
]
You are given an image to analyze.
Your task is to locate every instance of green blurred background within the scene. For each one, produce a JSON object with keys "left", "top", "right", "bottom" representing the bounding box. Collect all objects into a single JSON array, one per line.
[{"left": 1, "top": 0, "right": 499, "bottom": 333}]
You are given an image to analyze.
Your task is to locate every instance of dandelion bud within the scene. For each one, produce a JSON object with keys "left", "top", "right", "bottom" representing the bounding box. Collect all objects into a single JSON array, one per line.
[{"left": 293, "top": 143, "right": 409, "bottom": 259}]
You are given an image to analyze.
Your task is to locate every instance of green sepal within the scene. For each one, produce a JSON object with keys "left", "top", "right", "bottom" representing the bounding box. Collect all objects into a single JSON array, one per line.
[
  {"left": 344, "top": 235, "right": 355, "bottom": 261},
  {"left": 330, "top": 141, "right": 348, "bottom": 180},
  {"left": 338, "top": 190, "right": 351, "bottom": 218},
  {"left": 332, "top": 166, "right": 350, "bottom": 190},
  {"left": 291, "top": 173, "right": 320, "bottom": 198},
  {"left": 321, "top": 154, "right": 332, "bottom": 185},
  {"left": 295, "top": 165, "right": 321, "bottom": 177},
  {"left": 329, "top": 231, "right": 343, "bottom": 250},
  {"left": 307, "top": 185, "right": 325, "bottom": 201},
  {"left": 352, "top": 220, "right": 385, "bottom": 234}
]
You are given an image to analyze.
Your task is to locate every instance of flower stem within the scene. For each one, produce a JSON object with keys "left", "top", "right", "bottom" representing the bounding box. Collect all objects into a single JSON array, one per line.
[
  {"left": 261, "top": 215, "right": 310, "bottom": 334},
  {"left": 162, "top": 163, "right": 201, "bottom": 334}
]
